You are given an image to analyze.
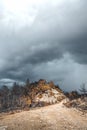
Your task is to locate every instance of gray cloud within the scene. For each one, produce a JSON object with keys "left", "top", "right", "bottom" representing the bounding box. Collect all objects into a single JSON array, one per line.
[{"left": 0, "top": 0, "right": 87, "bottom": 90}]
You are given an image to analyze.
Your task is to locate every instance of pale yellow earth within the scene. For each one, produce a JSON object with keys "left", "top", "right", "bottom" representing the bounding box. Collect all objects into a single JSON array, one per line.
[{"left": 0, "top": 102, "right": 87, "bottom": 130}]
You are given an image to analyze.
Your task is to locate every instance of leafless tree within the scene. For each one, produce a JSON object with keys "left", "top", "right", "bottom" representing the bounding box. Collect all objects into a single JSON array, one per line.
[{"left": 79, "top": 83, "right": 87, "bottom": 96}]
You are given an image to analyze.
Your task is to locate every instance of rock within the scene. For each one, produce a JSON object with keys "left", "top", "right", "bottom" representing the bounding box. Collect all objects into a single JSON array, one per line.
[{"left": 0, "top": 126, "right": 7, "bottom": 130}]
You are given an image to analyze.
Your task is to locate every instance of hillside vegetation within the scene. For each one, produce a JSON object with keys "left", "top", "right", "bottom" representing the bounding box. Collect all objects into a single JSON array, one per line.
[
  {"left": 0, "top": 79, "right": 87, "bottom": 114},
  {"left": 0, "top": 79, "right": 66, "bottom": 112},
  {"left": 0, "top": 79, "right": 87, "bottom": 130}
]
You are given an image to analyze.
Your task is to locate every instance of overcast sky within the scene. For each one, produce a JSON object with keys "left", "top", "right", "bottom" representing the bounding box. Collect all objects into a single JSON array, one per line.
[{"left": 0, "top": 0, "right": 87, "bottom": 91}]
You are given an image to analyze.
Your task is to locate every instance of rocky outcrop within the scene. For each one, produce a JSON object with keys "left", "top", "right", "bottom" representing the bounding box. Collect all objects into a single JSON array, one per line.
[
  {"left": 28, "top": 79, "right": 66, "bottom": 107},
  {"left": 34, "top": 89, "right": 65, "bottom": 104}
]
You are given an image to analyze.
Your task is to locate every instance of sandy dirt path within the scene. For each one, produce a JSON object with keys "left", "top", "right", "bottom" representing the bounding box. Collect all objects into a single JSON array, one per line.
[{"left": 0, "top": 103, "right": 87, "bottom": 130}]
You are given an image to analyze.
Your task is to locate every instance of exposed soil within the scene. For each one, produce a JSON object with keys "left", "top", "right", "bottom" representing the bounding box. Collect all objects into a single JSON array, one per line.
[{"left": 0, "top": 101, "right": 87, "bottom": 130}]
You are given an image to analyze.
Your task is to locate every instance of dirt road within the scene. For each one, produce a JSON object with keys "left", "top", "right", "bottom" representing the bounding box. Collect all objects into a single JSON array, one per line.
[{"left": 0, "top": 103, "right": 87, "bottom": 130}]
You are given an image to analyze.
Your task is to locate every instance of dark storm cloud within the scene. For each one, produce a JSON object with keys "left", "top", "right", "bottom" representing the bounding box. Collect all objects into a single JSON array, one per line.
[
  {"left": 61, "top": 32, "right": 87, "bottom": 64},
  {"left": 0, "top": 0, "right": 87, "bottom": 90}
]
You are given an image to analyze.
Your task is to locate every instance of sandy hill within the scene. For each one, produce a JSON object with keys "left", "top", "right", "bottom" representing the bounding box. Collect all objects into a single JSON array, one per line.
[
  {"left": 0, "top": 100, "right": 87, "bottom": 130},
  {"left": 29, "top": 79, "right": 66, "bottom": 107},
  {"left": 0, "top": 79, "right": 66, "bottom": 112},
  {"left": 0, "top": 79, "right": 87, "bottom": 130}
]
